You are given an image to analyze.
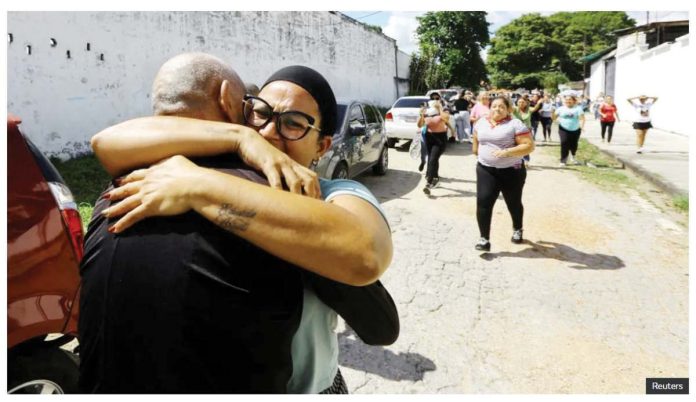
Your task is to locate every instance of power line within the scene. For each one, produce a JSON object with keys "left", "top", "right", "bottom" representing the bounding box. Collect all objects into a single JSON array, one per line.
[{"left": 354, "top": 11, "right": 382, "bottom": 20}]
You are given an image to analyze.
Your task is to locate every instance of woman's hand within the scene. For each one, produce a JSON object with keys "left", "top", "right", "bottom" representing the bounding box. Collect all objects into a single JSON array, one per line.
[
  {"left": 102, "top": 155, "right": 206, "bottom": 233},
  {"left": 235, "top": 130, "right": 321, "bottom": 198},
  {"left": 492, "top": 149, "right": 510, "bottom": 158}
]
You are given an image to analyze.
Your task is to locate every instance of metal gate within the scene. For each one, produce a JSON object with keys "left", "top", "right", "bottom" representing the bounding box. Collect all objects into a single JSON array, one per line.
[{"left": 604, "top": 57, "right": 616, "bottom": 98}]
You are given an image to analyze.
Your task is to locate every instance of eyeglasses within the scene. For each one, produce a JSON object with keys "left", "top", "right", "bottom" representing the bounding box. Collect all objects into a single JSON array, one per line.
[{"left": 242, "top": 95, "right": 321, "bottom": 141}]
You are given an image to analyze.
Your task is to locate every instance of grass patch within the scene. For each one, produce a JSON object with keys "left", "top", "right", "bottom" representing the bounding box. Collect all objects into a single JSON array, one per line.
[
  {"left": 51, "top": 154, "right": 111, "bottom": 229},
  {"left": 673, "top": 195, "right": 689, "bottom": 213},
  {"left": 546, "top": 139, "right": 636, "bottom": 191}
]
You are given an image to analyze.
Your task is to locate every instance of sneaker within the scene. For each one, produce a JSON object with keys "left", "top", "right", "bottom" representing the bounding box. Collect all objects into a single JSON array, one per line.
[
  {"left": 430, "top": 177, "right": 440, "bottom": 188},
  {"left": 475, "top": 237, "right": 491, "bottom": 251},
  {"left": 423, "top": 182, "right": 431, "bottom": 195},
  {"left": 511, "top": 229, "right": 523, "bottom": 244},
  {"left": 559, "top": 161, "right": 567, "bottom": 167},
  {"left": 418, "top": 161, "right": 425, "bottom": 172},
  {"left": 637, "top": 147, "right": 644, "bottom": 154}
]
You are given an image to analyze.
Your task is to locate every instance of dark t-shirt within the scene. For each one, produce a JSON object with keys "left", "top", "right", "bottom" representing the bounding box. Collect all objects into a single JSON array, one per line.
[
  {"left": 78, "top": 155, "right": 303, "bottom": 393},
  {"left": 453, "top": 98, "right": 470, "bottom": 113}
]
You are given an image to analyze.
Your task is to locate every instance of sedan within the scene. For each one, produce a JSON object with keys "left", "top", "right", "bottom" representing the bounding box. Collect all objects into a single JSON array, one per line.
[
  {"left": 314, "top": 100, "right": 388, "bottom": 180},
  {"left": 384, "top": 96, "right": 429, "bottom": 147}
]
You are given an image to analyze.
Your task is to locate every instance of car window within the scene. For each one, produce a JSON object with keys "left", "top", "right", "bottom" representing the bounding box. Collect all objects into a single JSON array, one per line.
[
  {"left": 348, "top": 105, "right": 366, "bottom": 128},
  {"left": 364, "top": 104, "right": 380, "bottom": 125},
  {"left": 393, "top": 98, "right": 428, "bottom": 108},
  {"left": 335, "top": 104, "right": 348, "bottom": 135}
]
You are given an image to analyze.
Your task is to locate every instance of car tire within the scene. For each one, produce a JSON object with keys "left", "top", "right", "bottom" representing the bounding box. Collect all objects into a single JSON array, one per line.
[
  {"left": 386, "top": 138, "right": 398, "bottom": 148},
  {"left": 372, "top": 147, "right": 388, "bottom": 175},
  {"left": 332, "top": 162, "right": 349, "bottom": 180},
  {"left": 8, "top": 345, "right": 80, "bottom": 394}
]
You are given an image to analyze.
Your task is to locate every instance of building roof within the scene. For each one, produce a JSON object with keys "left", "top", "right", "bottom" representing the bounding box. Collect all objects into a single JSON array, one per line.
[
  {"left": 612, "top": 20, "right": 689, "bottom": 37},
  {"left": 578, "top": 45, "right": 617, "bottom": 63}
]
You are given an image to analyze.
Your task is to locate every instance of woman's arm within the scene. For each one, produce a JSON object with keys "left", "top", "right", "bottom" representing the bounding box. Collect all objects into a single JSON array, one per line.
[
  {"left": 103, "top": 156, "right": 393, "bottom": 286},
  {"left": 92, "top": 116, "right": 320, "bottom": 197},
  {"left": 472, "top": 131, "right": 479, "bottom": 155},
  {"left": 91, "top": 116, "right": 243, "bottom": 177},
  {"left": 579, "top": 113, "right": 586, "bottom": 131},
  {"left": 493, "top": 135, "right": 534, "bottom": 158}
]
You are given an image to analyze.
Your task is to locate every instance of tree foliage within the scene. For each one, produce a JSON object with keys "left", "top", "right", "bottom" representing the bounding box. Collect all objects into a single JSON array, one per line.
[
  {"left": 410, "top": 11, "right": 490, "bottom": 91},
  {"left": 486, "top": 12, "right": 635, "bottom": 90}
]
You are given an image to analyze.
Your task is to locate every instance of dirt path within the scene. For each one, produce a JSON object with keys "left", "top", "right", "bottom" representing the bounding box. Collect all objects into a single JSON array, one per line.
[{"left": 338, "top": 140, "right": 688, "bottom": 393}]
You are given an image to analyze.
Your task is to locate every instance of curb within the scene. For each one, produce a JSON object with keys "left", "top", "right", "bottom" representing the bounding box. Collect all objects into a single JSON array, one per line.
[{"left": 592, "top": 145, "right": 687, "bottom": 198}]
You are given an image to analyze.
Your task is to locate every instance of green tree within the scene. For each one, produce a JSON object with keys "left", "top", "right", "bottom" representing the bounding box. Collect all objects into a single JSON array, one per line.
[
  {"left": 414, "top": 11, "right": 490, "bottom": 89},
  {"left": 548, "top": 12, "right": 635, "bottom": 80},
  {"left": 486, "top": 13, "right": 566, "bottom": 89},
  {"left": 486, "top": 12, "right": 635, "bottom": 88}
]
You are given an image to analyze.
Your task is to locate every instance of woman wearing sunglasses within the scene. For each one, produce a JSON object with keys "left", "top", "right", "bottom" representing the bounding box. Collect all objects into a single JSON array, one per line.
[{"left": 91, "top": 65, "right": 394, "bottom": 393}]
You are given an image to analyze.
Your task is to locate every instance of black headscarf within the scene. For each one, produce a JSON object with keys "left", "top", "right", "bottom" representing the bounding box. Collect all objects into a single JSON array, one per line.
[{"left": 262, "top": 66, "right": 338, "bottom": 136}]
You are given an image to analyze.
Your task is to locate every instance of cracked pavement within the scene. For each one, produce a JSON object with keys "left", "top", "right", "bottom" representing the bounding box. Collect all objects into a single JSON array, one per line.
[{"left": 337, "top": 139, "right": 689, "bottom": 393}]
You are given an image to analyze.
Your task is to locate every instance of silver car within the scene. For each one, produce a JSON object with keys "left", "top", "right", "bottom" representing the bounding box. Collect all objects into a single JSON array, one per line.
[{"left": 314, "top": 101, "right": 388, "bottom": 180}]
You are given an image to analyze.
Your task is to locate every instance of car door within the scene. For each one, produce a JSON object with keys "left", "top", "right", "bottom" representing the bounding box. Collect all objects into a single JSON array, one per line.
[
  {"left": 346, "top": 104, "right": 368, "bottom": 174},
  {"left": 363, "top": 104, "right": 385, "bottom": 165}
]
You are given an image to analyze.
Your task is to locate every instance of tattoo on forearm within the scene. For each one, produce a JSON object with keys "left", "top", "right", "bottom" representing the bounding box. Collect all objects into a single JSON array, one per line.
[{"left": 215, "top": 203, "right": 256, "bottom": 232}]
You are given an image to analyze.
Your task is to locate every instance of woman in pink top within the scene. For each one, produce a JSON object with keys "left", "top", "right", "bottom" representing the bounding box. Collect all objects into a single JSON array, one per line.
[
  {"left": 417, "top": 101, "right": 450, "bottom": 194},
  {"left": 470, "top": 91, "right": 491, "bottom": 127}
]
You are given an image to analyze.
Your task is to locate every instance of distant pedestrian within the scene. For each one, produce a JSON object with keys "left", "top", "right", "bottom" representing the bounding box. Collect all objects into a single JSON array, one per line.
[
  {"left": 592, "top": 93, "right": 605, "bottom": 120},
  {"left": 628, "top": 95, "right": 658, "bottom": 154},
  {"left": 470, "top": 91, "right": 491, "bottom": 127},
  {"left": 599, "top": 96, "right": 620, "bottom": 143},
  {"left": 418, "top": 101, "right": 450, "bottom": 194},
  {"left": 513, "top": 97, "right": 533, "bottom": 165},
  {"left": 453, "top": 91, "right": 472, "bottom": 142},
  {"left": 472, "top": 97, "right": 535, "bottom": 251},
  {"left": 553, "top": 93, "right": 585, "bottom": 166},
  {"left": 528, "top": 93, "right": 543, "bottom": 140},
  {"left": 539, "top": 94, "right": 555, "bottom": 142}
]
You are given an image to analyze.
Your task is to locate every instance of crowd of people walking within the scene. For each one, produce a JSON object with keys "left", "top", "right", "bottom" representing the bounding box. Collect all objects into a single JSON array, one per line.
[{"left": 413, "top": 86, "right": 659, "bottom": 251}]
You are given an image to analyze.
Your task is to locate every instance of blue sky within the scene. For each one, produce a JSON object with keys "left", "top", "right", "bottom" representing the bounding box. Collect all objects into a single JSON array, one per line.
[{"left": 342, "top": 11, "right": 689, "bottom": 56}]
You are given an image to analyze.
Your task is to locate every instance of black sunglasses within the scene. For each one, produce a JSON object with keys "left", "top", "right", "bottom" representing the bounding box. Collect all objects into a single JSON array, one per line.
[{"left": 242, "top": 95, "right": 321, "bottom": 141}]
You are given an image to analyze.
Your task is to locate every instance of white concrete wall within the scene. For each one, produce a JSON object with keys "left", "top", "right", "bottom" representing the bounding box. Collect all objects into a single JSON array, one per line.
[
  {"left": 613, "top": 34, "right": 689, "bottom": 135},
  {"left": 588, "top": 58, "right": 606, "bottom": 100},
  {"left": 395, "top": 50, "right": 411, "bottom": 99},
  {"left": 8, "top": 11, "right": 401, "bottom": 157}
]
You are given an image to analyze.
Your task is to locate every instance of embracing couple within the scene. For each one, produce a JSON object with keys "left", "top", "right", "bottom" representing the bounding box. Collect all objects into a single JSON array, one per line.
[{"left": 78, "top": 53, "right": 398, "bottom": 394}]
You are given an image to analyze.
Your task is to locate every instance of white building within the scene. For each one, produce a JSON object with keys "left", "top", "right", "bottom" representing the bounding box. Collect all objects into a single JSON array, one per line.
[
  {"left": 585, "top": 21, "right": 689, "bottom": 135},
  {"left": 7, "top": 12, "right": 411, "bottom": 158}
]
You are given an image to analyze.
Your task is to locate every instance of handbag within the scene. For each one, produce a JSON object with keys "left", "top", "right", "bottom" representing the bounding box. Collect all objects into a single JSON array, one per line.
[{"left": 409, "top": 132, "right": 422, "bottom": 160}]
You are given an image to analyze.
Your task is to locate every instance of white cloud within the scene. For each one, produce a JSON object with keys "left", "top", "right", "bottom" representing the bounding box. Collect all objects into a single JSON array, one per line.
[{"left": 382, "top": 11, "right": 424, "bottom": 55}]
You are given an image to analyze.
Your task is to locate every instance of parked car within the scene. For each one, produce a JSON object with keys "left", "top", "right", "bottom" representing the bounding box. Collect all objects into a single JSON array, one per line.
[
  {"left": 384, "top": 96, "right": 429, "bottom": 147},
  {"left": 314, "top": 100, "right": 388, "bottom": 180},
  {"left": 7, "top": 115, "right": 83, "bottom": 394}
]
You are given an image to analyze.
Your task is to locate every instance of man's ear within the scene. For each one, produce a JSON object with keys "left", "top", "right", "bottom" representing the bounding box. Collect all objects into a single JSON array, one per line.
[{"left": 219, "top": 80, "right": 243, "bottom": 124}]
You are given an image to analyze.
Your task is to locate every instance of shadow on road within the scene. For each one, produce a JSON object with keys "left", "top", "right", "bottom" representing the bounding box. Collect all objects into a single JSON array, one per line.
[
  {"left": 479, "top": 240, "right": 625, "bottom": 270},
  {"left": 359, "top": 168, "right": 423, "bottom": 203},
  {"left": 338, "top": 328, "right": 436, "bottom": 382}
]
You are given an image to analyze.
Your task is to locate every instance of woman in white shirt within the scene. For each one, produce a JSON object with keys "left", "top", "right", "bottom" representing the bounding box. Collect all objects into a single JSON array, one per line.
[{"left": 628, "top": 95, "right": 658, "bottom": 154}]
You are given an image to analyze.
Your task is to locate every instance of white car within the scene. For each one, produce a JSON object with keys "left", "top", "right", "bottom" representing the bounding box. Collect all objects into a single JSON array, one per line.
[{"left": 384, "top": 96, "right": 429, "bottom": 147}]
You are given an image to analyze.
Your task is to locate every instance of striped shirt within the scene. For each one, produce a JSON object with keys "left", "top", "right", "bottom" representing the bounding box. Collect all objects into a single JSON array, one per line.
[{"left": 475, "top": 117, "right": 530, "bottom": 169}]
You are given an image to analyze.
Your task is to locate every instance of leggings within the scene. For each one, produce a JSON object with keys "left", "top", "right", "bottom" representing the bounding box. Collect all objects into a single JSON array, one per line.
[
  {"left": 600, "top": 121, "right": 615, "bottom": 142},
  {"left": 425, "top": 131, "right": 447, "bottom": 183},
  {"left": 476, "top": 162, "right": 526, "bottom": 239},
  {"left": 558, "top": 126, "right": 581, "bottom": 162},
  {"left": 530, "top": 118, "right": 540, "bottom": 140},
  {"left": 540, "top": 117, "right": 552, "bottom": 139}
]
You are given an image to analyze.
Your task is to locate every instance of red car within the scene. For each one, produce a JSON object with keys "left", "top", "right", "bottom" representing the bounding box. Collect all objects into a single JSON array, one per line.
[{"left": 7, "top": 115, "right": 84, "bottom": 394}]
